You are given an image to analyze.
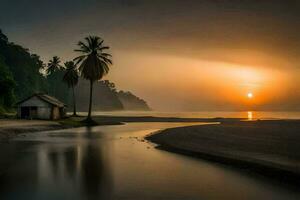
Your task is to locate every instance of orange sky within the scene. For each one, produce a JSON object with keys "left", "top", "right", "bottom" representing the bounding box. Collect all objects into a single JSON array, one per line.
[{"left": 107, "top": 51, "right": 296, "bottom": 111}]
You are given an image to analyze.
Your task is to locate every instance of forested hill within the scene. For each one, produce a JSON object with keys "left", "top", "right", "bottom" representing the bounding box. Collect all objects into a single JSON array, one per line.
[
  {"left": 0, "top": 29, "right": 150, "bottom": 113},
  {"left": 117, "top": 91, "right": 151, "bottom": 111},
  {"left": 75, "top": 79, "right": 123, "bottom": 111},
  {"left": 0, "top": 29, "right": 48, "bottom": 112},
  {"left": 75, "top": 79, "right": 151, "bottom": 111}
]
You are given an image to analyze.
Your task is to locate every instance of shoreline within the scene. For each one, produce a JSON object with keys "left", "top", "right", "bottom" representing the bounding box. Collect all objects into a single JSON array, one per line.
[
  {"left": 146, "top": 120, "right": 300, "bottom": 184},
  {"left": 0, "top": 118, "right": 121, "bottom": 140},
  {"left": 0, "top": 119, "right": 67, "bottom": 140},
  {"left": 0, "top": 115, "right": 234, "bottom": 140}
]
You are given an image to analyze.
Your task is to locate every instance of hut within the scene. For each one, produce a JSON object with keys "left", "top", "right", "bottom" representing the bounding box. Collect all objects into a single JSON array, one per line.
[{"left": 16, "top": 93, "right": 66, "bottom": 120}]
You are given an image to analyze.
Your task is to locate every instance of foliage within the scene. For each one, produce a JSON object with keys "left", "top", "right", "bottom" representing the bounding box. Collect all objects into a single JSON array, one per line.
[
  {"left": 46, "top": 56, "right": 62, "bottom": 75},
  {"left": 74, "top": 36, "right": 112, "bottom": 121},
  {"left": 0, "top": 56, "right": 15, "bottom": 109},
  {"left": 117, "top": 90, "right": 151, "bottom": 110},
  {"left": 63, "top": 61, "right": 79, "bottom": 115},
  {"left": 63, "top": 61, "right": 79, "bottom": 88},
  {"left": 74, "top": 36, "right": 112, "bottom": 82},
  {"left": 0, "top": 29, "right": 48, "bottom": 103},
  {"left": 46, "top": 56, "right": 70, "bottom": 104}
]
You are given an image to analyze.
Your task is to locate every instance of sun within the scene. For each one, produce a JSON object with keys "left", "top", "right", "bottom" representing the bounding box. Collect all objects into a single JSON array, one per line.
[{"left": 247, "top": 92, "right": 253, "bottom": 99}]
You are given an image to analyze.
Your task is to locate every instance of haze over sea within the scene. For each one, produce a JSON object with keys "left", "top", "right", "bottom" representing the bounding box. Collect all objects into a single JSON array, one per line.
[{"left": 87, "top": 111, "right": 300, "bottom": 120}]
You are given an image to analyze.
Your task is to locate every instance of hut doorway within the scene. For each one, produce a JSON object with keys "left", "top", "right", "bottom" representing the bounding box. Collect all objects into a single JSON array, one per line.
[
  {"left": 21, "top": 107, "right": 30, "bottom": 118},
  {"left": 20, "top": 106, "right": 38, "bottom": 119}
]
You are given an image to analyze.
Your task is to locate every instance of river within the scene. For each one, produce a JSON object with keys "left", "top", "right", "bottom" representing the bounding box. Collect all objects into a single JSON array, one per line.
[{"left": 0, "top": 122, "right": 299, "bottom": 200}]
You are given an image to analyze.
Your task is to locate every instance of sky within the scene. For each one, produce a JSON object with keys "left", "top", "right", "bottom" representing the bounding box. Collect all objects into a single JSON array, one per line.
[{"left": 1, "top": 0, "right": 300, "bottom": 111}]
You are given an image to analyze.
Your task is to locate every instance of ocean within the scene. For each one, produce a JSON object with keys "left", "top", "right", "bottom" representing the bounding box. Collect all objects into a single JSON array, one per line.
[{"left": 84, "top": 111, "right": 300, "bottom": 120}]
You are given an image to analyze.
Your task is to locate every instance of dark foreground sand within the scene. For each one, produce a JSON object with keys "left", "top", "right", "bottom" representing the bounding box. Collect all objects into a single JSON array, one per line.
[
  {"left": 0, "top": 119, "right": 66, "bottom": 140},
  {"left": 146, "top": 120, "right": 300, "bottom": 182}
]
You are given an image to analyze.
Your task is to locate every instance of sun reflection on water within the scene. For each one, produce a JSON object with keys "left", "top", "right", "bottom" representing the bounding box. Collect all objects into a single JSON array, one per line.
[{"left": 247, "top": 111, "right": 253, "bottom": 120}]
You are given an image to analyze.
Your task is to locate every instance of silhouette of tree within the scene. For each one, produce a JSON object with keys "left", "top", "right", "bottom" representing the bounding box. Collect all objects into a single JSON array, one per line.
[
  {"left": 63, "top": 61, "right": 79, "bottom": 116},
  {"left": 0, "top": 29, "right": 8, "bottom": 42},
  {"left": 46, "top": 56, "right": 70, "bottom": 102},
  {"left": 103, "top": 80, "right": 116, "bottom": 92},
  {"left": 74, "top": 36, "right": 112, "bottom": 122},
  {"left": 46, "top": 56, "right": 62, "bottom": 75}
]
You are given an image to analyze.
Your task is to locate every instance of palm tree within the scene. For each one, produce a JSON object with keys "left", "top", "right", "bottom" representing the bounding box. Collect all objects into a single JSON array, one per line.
[
  {"left": 47, "top": 56, "right": 62, "bottom": 75},
  {"left": 74, "top": 36, "right": 112, "bottom": 122},
  {"left": 63, "top": 61, "right": 79, "bottom": 116},
  {"left": 46, "top": 56, "right": 63, "bottom": 96}
]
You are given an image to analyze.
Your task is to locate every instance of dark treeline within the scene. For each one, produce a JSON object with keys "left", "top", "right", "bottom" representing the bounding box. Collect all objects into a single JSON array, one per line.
[
  {"left": 0, "top": 30, "right": 150, "bottom": 114},
  {"left": 0, "top": 29, "right": 48, "bottom": 113}
]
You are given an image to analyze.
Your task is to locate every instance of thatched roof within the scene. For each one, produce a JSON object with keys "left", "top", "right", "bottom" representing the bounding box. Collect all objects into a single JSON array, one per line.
[{"left": 16, "top": 93, "right": 66, "bottom": 108}]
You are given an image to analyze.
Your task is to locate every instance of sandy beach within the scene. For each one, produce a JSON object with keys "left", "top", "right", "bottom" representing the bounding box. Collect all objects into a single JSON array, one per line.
[
  {"left": 0, "top": 116, "right": 237, "bottom": 140},
  {"left": 146, "top": 120, "right": 300, "bottom": 182},
  {"left": 0, "top": 119, "right": 65, "bottom": 140}
]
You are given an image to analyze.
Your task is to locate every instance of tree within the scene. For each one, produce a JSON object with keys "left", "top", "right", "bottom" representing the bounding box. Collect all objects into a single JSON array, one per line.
[
  {"left": 0, "top": 56, "right": 15, "bottom": 110},
  {"left": 103, "top": 80, "right": 116, "bottom": 92},
  {"left": 46, "top": 56, "right": 70, "bottom": 102},
  {"left": 74, "top": 36, "right": 112, "bottom": 122},
  {"left": 0, "top": 29, "right": 8, "bottom": 43},
  {"left": 0, "top": 30, "right": 48, "bottom": 101},
  {"left": 63, "top": 61, "right": 79, "bottom": 116},
  {"left": 47, "top": 56, "right": 62, "bottom": 75}
]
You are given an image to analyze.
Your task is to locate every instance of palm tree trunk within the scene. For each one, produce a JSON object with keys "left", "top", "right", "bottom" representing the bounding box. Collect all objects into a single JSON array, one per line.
[
  {"left": 72, "top": 85, "right": 77, "bottom": 116},
  {"left": 87, "top": 80, "right": 94, "bottom": 120}
]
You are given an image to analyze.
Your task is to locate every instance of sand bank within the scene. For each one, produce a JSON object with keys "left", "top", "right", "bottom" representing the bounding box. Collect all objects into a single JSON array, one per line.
[{"left": 146, "top": 120, "right": 300, "bottom": 183}]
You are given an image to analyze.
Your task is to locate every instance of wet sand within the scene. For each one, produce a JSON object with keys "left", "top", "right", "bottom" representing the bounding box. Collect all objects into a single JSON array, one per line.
[
  {"left": 146, "top": 120, "right": 300, "bottom": 183},
  {"left": 0, "top": 119, "right": 64, "bottom": 140}
]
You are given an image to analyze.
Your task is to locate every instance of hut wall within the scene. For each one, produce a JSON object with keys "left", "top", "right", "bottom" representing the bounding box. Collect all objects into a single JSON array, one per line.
[
  {"left": 37, "top": 107, "right": 52, "bottom": 119},
  {"left": 52, "top": 106, "right": 60, "bottom": 120},
  {"left": 18, "top": 96, "right": 52, "bottom": 119}
]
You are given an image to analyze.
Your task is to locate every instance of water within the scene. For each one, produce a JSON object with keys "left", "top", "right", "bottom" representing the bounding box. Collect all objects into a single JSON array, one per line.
[
  {"left": 78, "top": 111, "right": 300, "bottom": 120},
  {"left": 0, "top": 122, "right": 299, "bottom": 200}
]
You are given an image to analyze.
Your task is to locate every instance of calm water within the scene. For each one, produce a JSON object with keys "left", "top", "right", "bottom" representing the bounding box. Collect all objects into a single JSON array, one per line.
[
  {"left": 82, "top": 111, "right": 300, "bottom": 120},
  {"left": 0, "top": 122, "right": 300, "bottom": 200}
]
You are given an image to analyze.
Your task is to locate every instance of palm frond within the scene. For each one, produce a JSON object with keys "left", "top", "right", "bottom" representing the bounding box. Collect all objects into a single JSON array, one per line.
[
  {"left": 74, "top": 35, "right": 112, "bottom": 81},
  {"left": 63, "top": 61, "right": 79, "bottom": 88},
  {"left": 99, "top": 56, "right": 113, "bottom": 65},
  {"left": 76, "top": 41, "right": 90, "bottom": 53},
  {"left": 73, "top": 55, "right": 86, "bottom": 65},
  {"left": 98, "top": 46, "right": 109, "bottom": 51},
  {"left": 46, "top": 56, "right": 62, "bottom": 74},
  {"left": 100, "top": 53, "right": 112, "bottom": 57}
]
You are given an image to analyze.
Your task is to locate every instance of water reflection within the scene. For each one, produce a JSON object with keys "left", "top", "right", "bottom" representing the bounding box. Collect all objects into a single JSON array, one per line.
[
  {"left": 247, "top": 111, "right": 253, "bottom": 120},
  {"left": 81, "top": 144, "right": 112, "bottom": 199},
  {"left": 0, "top": 128, "right": 113, "bottom": 200},
  {"left": 1, "top": 123, "right": 300, "bottom": 200}
]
